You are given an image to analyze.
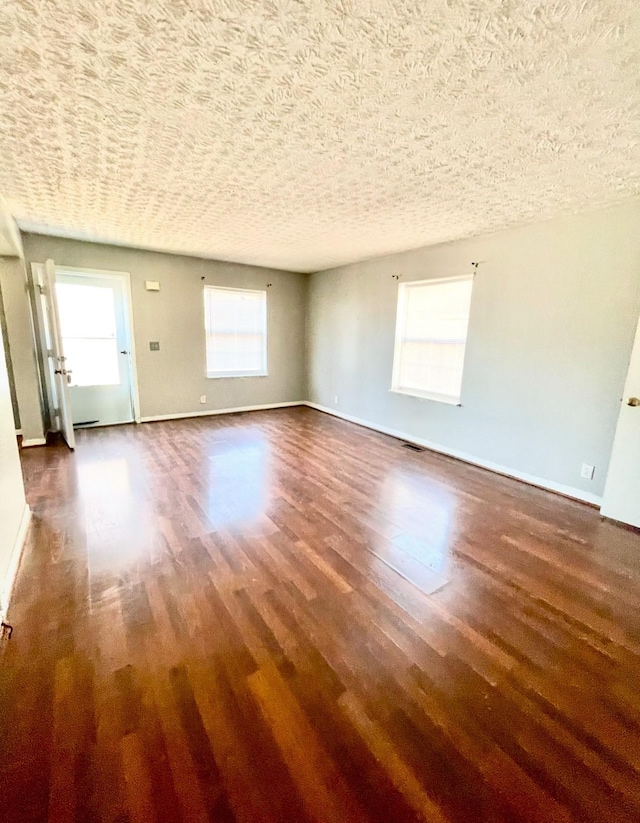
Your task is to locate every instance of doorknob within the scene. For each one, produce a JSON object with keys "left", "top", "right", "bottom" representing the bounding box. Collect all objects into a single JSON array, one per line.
[
  {"left": 627, "top": 397, "right": 640, "bottom": 406},
  {"left": 120, "top": 350, "right": 129, "bottom": 355}
]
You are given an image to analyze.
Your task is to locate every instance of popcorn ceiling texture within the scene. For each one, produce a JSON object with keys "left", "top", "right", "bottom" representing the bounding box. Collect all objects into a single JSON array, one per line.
[{"left": 0, "top": 0, "right": 639, "bottom": 272}]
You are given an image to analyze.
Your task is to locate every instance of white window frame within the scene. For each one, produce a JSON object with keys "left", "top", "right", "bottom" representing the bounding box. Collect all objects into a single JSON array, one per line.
[
  {"left": 390, "top": 274, "right": 473, "bottom": 406},
  {"left": 204, "top": 285, "right": 268, "bottom": 379}
]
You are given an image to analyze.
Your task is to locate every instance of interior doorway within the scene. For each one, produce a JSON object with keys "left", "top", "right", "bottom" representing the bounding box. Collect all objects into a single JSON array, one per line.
[{"left": 53, "top": 268, "right": 138, "bottom": 429}]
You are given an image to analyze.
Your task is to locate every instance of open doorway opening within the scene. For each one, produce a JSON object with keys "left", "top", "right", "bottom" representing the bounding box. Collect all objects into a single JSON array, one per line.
[{"left": 54, "top": 269, "right": 138, "bottom": 430}]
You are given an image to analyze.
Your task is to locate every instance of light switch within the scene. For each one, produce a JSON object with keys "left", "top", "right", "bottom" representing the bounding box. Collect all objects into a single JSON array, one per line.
[
  {"left": 581, "top": 463, "right": 595, "bottom": 480},
  {"left": 145, "top": 281, "right": 160, "bottom": 291}
]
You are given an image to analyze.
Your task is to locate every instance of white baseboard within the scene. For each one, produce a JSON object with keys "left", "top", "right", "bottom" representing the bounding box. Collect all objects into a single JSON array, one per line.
[
  {"left": 304, "top": 402, "right": 602, "bottom": 507},
  {"left": 21, "top": 437, "right": 47, "bottom": 447},
  {"left": 140, "top": 400, "right": 305, "bottom": 424},
  {"left": 1, "top": 504, "right": 32, "bottom": 620}
]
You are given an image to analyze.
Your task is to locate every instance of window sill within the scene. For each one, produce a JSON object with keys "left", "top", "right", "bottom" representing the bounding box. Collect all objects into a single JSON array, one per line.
[
  {"left": 207, "top": 372, "right": 268, "bottom": 379},
  {"left": 389, "top": 388, "right": 461, "bottom": 406}
]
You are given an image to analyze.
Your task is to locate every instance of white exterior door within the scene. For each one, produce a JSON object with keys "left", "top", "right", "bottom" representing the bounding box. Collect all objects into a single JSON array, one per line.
[
  {"left": 601, "top": 313, "right": 640, "bottom": 527},
  {"left": 54, "top": 270, "right": 135, "bottom": 427},
  {"left": 42, "top": 259, "right": 75, "bottom": 449}
]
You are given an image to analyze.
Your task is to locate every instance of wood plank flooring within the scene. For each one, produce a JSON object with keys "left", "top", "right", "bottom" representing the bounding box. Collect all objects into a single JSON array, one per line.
[{"left": 2, "top": 406, "right": 640, "bottom": 822}]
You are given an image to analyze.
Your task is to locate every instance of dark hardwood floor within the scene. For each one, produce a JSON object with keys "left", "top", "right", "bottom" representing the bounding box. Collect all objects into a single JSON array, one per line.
[{"left": 2, "top": 406, "right": 640, "bottom": 822}]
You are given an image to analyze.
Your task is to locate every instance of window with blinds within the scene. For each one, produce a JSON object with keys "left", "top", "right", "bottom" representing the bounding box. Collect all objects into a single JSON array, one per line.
[
  {"left": 204, "top": 286, "right": 268, "bottom": 378},
  {"left": 391, "top": 275, "right": 473, "bottom": 404}
]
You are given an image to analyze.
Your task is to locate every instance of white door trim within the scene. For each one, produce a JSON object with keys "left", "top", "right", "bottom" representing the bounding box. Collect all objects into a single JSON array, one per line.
[
  {"left": 53, "top": 265, "right": 141, "bottom": 424},
  {"left": 44, "top": 259, "right": 75, "bottom": 448},
  {"left": 601, "top": 309, "right": 640, "bottom": 527}
]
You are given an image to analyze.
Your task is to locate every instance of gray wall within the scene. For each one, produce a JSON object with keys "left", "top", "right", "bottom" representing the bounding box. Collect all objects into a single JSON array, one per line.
[
  {"left": 21, "top": 234, "right": 308, "bottom": 419},
  {"left": 307, "top": 200, "right": 640, "bottom": 500},
  {"left": 17, "top": 201, "right": 640, "bottom": 503},
  {"left": 0, "top": 257, "right": 45, "bottom": 442}
]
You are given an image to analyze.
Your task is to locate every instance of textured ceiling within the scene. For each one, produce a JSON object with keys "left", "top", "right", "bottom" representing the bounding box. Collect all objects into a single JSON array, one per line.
[{"left": 0, "top": 1, "right": 639, "bottom": 273}]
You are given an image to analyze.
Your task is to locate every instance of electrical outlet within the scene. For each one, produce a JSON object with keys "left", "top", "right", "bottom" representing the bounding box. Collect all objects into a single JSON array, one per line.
[
  {"left": 149, "top": 341, "right": 160, "bottom": 351},
  {"left": 581, "top": 463, "right": 595, "bottom": 480},
  {"left": 200, "top": 395, "right": 206, "bottom": 404},
  {"left": 334, "top": 395, "right": 339, "bottom": 405}
]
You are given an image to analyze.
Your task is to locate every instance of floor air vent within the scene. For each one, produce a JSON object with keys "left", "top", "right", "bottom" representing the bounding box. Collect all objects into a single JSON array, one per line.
[{"left": 402, "top": 442, "right": 425, "bottom": 452}]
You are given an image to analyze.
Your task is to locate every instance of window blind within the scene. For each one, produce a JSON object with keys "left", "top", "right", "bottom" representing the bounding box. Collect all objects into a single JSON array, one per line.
[
  {"left": 204, "top": 286, "right": 267, "bottom": 378},
  {"left": 391, "top": 275, "right": 473, "bottom": 404}
]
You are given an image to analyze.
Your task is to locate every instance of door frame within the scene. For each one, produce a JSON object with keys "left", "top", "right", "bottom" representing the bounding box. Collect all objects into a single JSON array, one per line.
[
  {"left": 36, "top": 264, "right": 142, "bottom": 427},
  {"left": 601, "top": 308, "right": 640, "bottom": 526},
  {"left": 29, "top": 261, "right": 57, "bottom": 435}
]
